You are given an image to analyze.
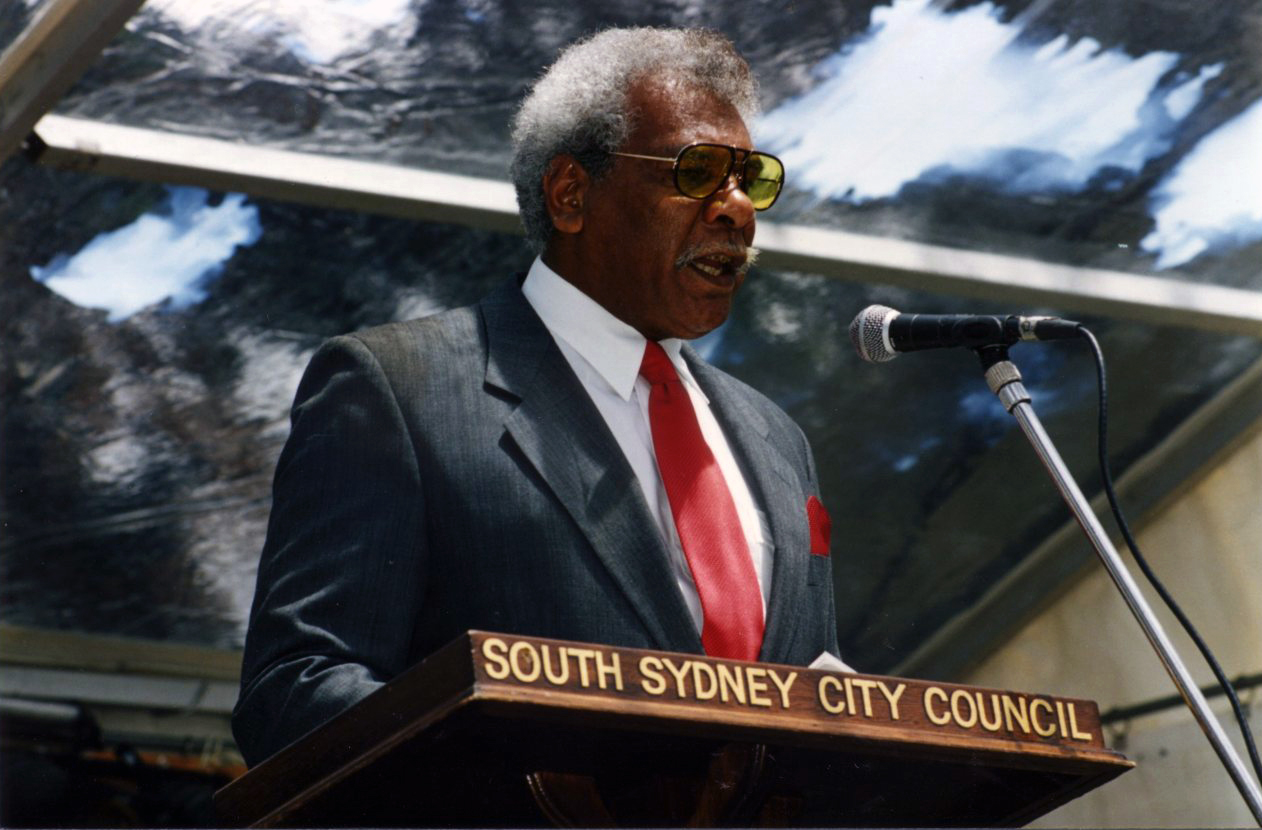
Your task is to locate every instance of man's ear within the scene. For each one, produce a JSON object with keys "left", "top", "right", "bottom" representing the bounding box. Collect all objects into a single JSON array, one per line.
[{"left": 542, "top": 154, "right": 589, "bottom": 235}]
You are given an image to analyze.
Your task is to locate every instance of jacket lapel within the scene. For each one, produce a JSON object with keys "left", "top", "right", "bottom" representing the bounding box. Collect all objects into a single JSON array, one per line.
[
  {"left": 684, "top": 347, "right": 810, "bottom": 665},
  {"left": 479, "top": 281, "right": 701, "bottom": 654}
]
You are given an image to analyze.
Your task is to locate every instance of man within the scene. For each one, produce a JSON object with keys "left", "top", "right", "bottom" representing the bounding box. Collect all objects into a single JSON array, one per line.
[{"left": 233, "top": 27, "right": 839, "bottom": 767}]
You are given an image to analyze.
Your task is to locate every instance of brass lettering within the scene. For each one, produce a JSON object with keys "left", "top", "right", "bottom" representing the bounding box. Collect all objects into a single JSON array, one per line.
[
  {"left": 717, "top": 663, "right": 747, "bottom": 704},
  {"left": 1030, "top": 699, "right": 1057, "bottom": 737},
  {"left": 482, "top": 637, "right": 510, "bottom": 680},
  {"left": 639, "top": 656, "right": 667, "bottom": 695},
  {"left": 950, "top": 689, "right": 978, "bottom": 728},
  {"left": 595, "top": 650, "right": 623, "bottom": 691},
  {"left": 746, "top": 667, "right": 773, "bottom": 707},
  {"left": 1056, "top": 700, "right": 1069, "bottom": 739},
  {"left": 691, "top": 661, "right": 718, "bottom": 701},
  {"left": 818, "top": 676, "right": 846, "bottom": 714},
  {"left": 663, "top": 658, "right": 692, "bottom": 698},
  {"left": 568, "top": 647, "right": 596, "bottom": 688},
  {"left": 541, "top": 645, "right": 569, "bottom": 685},
  {"left": 509, "top": 640, "right": 541, "bottom": 683},
  {"left": 1002, "top": 695, "right": 1030, "bottom": 734},
  {"left": 850, "top": 678, "right": 878, "bottom": 718},
  {"left": 1068, "top": 703, "right": 1093, "bottom": 741},
  {"left": 976, "top": 692, "right": 1002, "bottom": 732},
  {"left": 877, "top": 681, "right": 906, "bottom": 720},
  {"left": 924, "top": 687, "right": 951, "bottom": 725},
  {"left": 844, "top": 676, "right": 857, "bottom": 714},
  {"left": 768, "top": 669, "right": 797, "bottom": 709}
]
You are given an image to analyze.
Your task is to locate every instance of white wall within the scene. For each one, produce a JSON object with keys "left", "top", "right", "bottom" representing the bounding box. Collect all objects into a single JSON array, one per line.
[{"left": 963, "top": 421, "right": 1262, "bottom": 827}]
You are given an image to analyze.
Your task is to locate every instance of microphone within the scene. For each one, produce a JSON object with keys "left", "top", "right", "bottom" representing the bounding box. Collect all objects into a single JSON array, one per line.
[{"left": 849, "top": 304, "right": 1081, "bottom": 363}]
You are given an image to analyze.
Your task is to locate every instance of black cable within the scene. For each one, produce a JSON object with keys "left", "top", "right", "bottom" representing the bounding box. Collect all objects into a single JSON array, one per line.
[{"left": 1077, "top": 325, "right": 1262, "bottom": 785}]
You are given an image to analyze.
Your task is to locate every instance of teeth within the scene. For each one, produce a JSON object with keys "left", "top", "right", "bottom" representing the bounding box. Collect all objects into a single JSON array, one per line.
[{"left": 692, "top": 261, "right": 723, "bottom": 276}]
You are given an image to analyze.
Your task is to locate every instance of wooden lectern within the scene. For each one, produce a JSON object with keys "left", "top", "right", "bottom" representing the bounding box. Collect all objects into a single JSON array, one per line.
[{"left": 216, "top": 631, "right": 1130, "bottom": 827}]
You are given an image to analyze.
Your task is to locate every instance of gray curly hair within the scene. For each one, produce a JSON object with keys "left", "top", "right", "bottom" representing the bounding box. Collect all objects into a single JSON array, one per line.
[{"left": 510, "top": 28, "right": 760, "bottom": 253}]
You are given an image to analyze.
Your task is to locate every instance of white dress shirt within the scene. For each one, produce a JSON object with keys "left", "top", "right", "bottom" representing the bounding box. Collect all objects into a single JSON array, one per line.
[{"left": 522, "top": 257, "right": 772, "bottom": 634}]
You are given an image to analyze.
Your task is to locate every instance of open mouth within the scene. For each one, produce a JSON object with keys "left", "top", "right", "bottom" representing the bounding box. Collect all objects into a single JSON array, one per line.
[
  {"left": 689, "top": 255, "right": 740, "bottom": 279},
  {"left": 678, "top": 246, "right": 751, "bottom": 285}
]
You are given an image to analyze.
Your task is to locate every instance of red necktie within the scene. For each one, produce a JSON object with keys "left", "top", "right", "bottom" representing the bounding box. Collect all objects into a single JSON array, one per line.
[{"left": 640, "top": 341, "right": 764, "bottom": 661}]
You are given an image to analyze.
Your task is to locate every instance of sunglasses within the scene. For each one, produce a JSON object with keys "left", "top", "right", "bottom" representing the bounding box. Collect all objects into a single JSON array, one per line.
[{"left": 610, "top": 142, "right": 785, "bottom": 211}]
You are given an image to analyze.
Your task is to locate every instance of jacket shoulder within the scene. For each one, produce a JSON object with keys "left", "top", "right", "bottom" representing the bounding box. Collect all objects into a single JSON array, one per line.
[
  {"left": 303, "top": 305, "right": 486, "bottom": 397},
  {"left": 345, "top": 304, "right": 481, "bottom": 361}
]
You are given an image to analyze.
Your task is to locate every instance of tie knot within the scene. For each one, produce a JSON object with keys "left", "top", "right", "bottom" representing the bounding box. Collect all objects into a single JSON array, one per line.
[{"left": 640, "top": 341, "right": 680, "bottom": 385}]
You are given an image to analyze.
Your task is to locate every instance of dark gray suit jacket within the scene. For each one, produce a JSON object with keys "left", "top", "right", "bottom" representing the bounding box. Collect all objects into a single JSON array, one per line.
[{"left": 233, "top": 278, "right": 839, "bottom": 766}]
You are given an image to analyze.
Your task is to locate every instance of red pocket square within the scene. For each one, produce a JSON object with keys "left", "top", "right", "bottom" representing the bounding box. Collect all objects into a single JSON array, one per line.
[{"left": 806, "top": 495, "right": 831, "bottom": 556}]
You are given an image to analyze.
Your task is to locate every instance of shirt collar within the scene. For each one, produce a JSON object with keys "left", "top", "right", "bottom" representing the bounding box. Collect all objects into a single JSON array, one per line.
[{"left": 521, "top": 257, "right": 702, "bottom": 402}]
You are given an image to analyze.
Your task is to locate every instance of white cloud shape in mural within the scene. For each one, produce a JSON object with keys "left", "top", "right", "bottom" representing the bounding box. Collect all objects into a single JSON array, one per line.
[
  {"left": 758, "top": 0, "right": 1218, "bottom": 201},
  {"left": 31, "top": 187, "right": 261, "bottom": 322},
  {"left": 1141, "top": 97, "right": 1262, "bottom": 269}
]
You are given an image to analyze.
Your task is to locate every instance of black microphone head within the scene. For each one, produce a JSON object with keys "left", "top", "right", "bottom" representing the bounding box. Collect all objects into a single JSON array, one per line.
[{"left": 849, "top": 304, "right": 900, "bottom": 363}]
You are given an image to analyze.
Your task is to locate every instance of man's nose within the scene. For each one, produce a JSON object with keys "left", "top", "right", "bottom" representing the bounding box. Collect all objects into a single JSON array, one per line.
[{"left": 703, "top": 175, "right": 756, "bottom": 230}]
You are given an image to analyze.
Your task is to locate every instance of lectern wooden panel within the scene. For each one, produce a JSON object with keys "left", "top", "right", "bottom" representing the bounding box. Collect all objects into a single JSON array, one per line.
[{"left": 216, "top": 632, "right": 1131, "bottom": 827}]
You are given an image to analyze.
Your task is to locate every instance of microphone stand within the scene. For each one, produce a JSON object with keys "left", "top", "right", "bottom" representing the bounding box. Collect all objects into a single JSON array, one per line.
[{"left": 977, "top": 345, "right": 1262, "bottom": 825}]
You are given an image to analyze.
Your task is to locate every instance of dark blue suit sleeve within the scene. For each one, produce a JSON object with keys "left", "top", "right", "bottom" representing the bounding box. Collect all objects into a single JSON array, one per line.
[{"left": 232, "top": 335, "right": 426, "bottom": 766}]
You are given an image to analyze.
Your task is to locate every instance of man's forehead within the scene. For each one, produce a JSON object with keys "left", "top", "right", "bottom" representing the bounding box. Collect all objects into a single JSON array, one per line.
[{"left": 624, "top": 77, "right": 751, "bottom": 151}]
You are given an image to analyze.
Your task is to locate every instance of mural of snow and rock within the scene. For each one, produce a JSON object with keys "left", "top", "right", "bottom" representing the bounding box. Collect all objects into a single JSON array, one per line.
[{"left": 2, "top": 0, "right": 1260, "bottom": 672}]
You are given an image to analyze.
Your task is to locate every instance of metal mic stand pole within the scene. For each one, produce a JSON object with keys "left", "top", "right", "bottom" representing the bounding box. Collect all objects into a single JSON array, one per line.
[{"left": 978, "top": 345, "right": 1262, "bottom": 825}]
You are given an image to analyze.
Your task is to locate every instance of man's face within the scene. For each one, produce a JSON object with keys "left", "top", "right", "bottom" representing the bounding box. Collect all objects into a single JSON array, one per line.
[{"left": 579, "top": 78, "right": 758, "bottom": 341}]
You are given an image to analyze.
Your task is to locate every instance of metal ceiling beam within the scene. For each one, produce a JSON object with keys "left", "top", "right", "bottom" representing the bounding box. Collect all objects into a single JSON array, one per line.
[
  {"left": 0, "top": 622, "right": 240, "bottom": 681},
  {"left": 0, "top": 624, "right": 241, "bottom": 755},
  {"left": 752, "top": 224, "right": 1262, "bottom": 338},
  {"left": 0, "top": 0, "right": 147, "bottom": 163},
  {"left": 31, "top": 114, "right": 522, "bottom": 234},
  {"left": 31, "top": 114, "right": 1262, "bottom": 339},
  {"left": 0, "top": 666, "right": 236, "bottom": 713}
]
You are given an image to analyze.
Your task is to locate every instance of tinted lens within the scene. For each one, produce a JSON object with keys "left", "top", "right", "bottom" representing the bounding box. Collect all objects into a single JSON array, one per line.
[
  {"left": 675, "top": 144, "right": 733, "bottom": 198},
  {"left": 742, "top": 152, "right": 784, "bottom": 210}
]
